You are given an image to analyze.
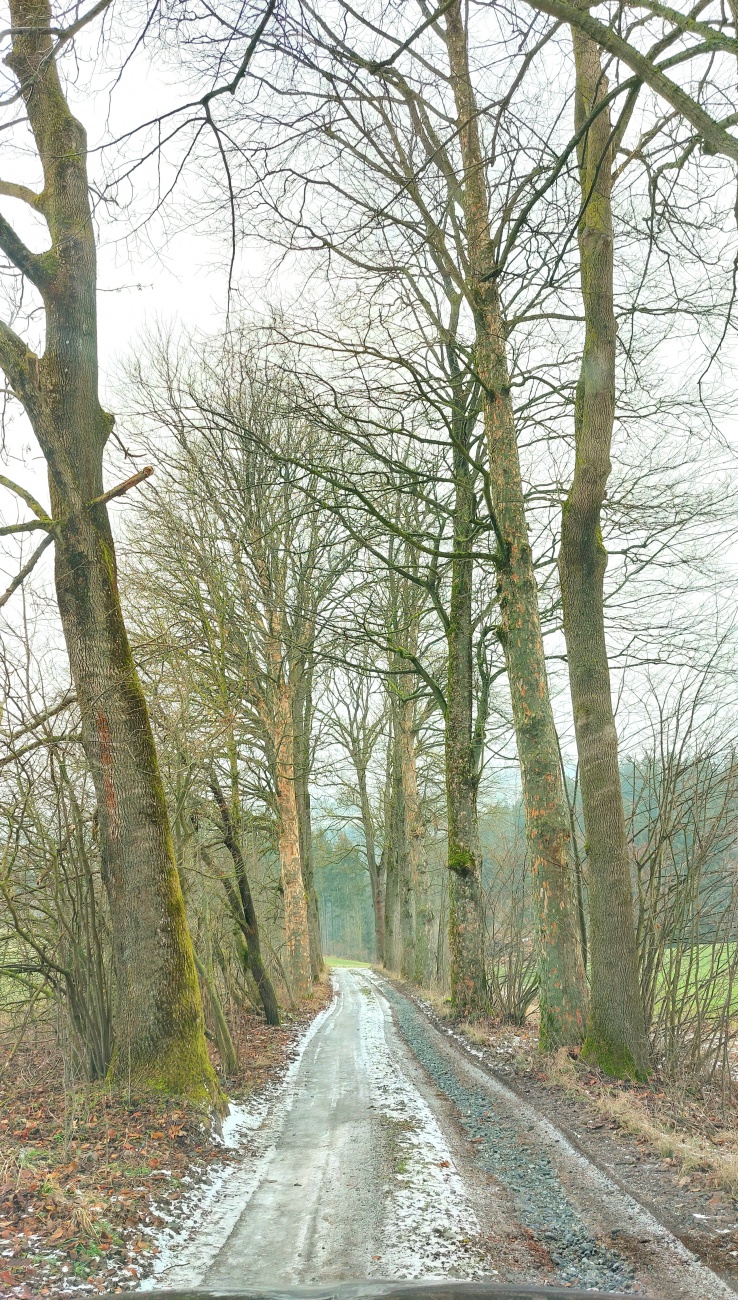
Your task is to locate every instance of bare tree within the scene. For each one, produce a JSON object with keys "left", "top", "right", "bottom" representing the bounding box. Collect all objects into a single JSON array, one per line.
[
  {"left": 127, "top": 339, "right": 352, "bottom": 997},
  {"left": 0, "top": 0, "right": 216, "bottom": 1097},
  {"left": 324, "top": 667, "right": 388, "bottom": 961},
  {"left": 558, "top": 18, "right": 650, "bottom": 1076}
]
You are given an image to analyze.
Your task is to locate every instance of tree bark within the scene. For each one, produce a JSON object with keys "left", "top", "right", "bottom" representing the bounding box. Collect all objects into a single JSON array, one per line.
[
  {"left": 356, "top": 755, "right": 385, "bottom": 961},
  {"left": 445, "top": 405, "right": 487, "bottom": 1012},
  {"left": 383, "top": 710, "right": 405, "bottom": 971},
  {"left": 273, "top": 683, "right": 313, "bottom": 999},
  {"left": 559, "top": 18, "right": 649, "bottom": 1078},
  {"left": 292, "top": 654, "right": 323, "bottom": 978},
  {"left": 404, "top": 717, "right": 433, "bottom": 987},
  {"left": 396, "top": 695, "right": 418, "bottom": 981},
  {"left": 0, "top": 0, "right": 217, "bottom": 1098},
  {"left": 413, "top": 852, "right": 434, "bottom": 987},
  {"left": 208, "top": 779, "right": 281, "bottom": 1026},
  {"left": 444, "top": 0, "right": 588, "bottom": 1045}
]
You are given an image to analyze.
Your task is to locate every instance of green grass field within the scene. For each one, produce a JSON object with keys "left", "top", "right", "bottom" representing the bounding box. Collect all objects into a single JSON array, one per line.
[
  {"left": 324, "top": 955, "right": 372, "bottom": 969},
  {"left": 654, "top": 942, "right": 738, "bottom": 1015}
]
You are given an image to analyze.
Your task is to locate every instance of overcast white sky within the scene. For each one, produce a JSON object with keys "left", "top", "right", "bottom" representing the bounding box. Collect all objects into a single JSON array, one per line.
[{"left": 2, "top": 4, "right": 738, "bottom": 778}]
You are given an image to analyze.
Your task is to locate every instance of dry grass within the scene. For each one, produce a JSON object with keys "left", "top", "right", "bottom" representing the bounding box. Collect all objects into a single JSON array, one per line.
[
  {"left": 460, "top": 1022, "right": 489, "bottom": 1045},
  {"left": 420, "top": 989, "right": 456, "bottom": 1021},
  {"left": 545, "top": 1046, "right": 738, "bottom": 1196}
]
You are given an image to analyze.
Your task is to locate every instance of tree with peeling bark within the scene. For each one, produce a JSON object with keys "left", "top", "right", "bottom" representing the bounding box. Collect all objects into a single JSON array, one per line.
[
  {"left": 439, "top": 0, "right": 587, "bottom": 1046},
  {"left": 127, "top": 338, "right": 352, "bottom": 999},
  {"left": 0, "top": 0, "right": 218, "bottom": 1098},
  {"left": 559, "top": 12, "right": 650, "bottom": 1079}
]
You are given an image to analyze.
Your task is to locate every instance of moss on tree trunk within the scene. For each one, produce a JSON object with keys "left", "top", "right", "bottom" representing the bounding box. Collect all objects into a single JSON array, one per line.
[
  {"left": 559, "top": 14, "right": 649, "bottom": 1078},
  {"left": 443, "top": 0, "right": 587, "bottom": 1043},
  {"left": 0, "top": 0, "right": 218, "bottom": 1102}
]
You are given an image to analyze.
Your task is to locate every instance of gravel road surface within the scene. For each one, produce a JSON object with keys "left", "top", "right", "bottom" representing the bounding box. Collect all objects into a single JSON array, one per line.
[{"left": 146, "top": 968, "right": 738, "bottom": 1298}]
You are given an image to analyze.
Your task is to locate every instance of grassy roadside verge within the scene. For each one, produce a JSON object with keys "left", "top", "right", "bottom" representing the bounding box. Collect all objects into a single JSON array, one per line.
[
  {"left": 542, "top": 1045, "right": 738, "bottom": 1195},
  {"left": 388, "top": 977, "right": 738, "bottom": 1204}
]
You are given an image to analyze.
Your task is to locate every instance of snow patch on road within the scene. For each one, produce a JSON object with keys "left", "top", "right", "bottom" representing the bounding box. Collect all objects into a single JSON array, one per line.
[
  {"left": 139, "top": 990, "right": 339, "bottom": 1291},
  {"left": 358, "top": 972, "right": 486, "bottom": 1280},
  {"left": 141, "top": 971, "right": 488, "bottom": 1288}
]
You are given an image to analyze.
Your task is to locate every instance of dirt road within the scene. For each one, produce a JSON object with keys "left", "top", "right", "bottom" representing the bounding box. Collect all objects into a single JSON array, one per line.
[{"left": 145, "top": 969, "right": 737, "bottom": 1297}]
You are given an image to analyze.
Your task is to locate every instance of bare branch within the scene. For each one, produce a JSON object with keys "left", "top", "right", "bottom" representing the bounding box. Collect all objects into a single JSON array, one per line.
[
  {"left": 0, "top": 211, "right": 50, "bottom": 290},
  {"left": 0, "top": 518, "right": 48, "bottom": 537},
  {"left": 0, "top": 473, "right": 50, "bottom": 522},
  {"left": 0, "top": 179, "right": 43, "bottom": 209},
  {"left": 0, "top": 0, "right": 113, "bottom": 41},
  {"left": 0, "top": 530, "right": 53, "bottom": 609},
  {"left": 200, "top": 0, "right": 277, "bottom": 108},
  {"left": 526, "top": 0, "right": 738, "bottom": 163},
  {"left": 0, "top": 320, "right": 41, "bottom": 407},
  {"left": 87, "top": 464, "right": 154, "bottom": 510},
  {"left": 1, "top": 690, "right": 77, "bottom": 745}
]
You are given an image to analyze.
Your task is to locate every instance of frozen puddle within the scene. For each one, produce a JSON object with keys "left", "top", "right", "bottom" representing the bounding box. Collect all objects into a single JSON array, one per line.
[{"left": 142, "top": 969, "right": 485, "bottom": 1289}]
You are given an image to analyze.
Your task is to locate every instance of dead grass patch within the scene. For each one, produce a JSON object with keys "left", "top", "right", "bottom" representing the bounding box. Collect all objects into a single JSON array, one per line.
[{"left": 544, "top": 1045, "right": 738, "bottom": 1197}]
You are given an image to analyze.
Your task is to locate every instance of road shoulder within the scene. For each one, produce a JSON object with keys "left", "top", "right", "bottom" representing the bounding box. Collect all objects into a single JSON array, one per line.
[{"left": 381, "top": 974, "right": 738, "bottom": 1298}]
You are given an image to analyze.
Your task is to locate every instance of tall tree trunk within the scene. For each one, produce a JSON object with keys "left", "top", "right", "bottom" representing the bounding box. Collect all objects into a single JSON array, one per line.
[
  {"left": 292, "top": 655, "right": 323, "bottom": 978},
  {"left": 378, "top": 715, "right": 393, "bottom": 965},
  {"left": 383, "top": 711, "right": 405, "bottom": 971},
  {"left": 0, "top": 0, "right": 216, "bottom": 1098},
  {"left": 273, "top": 684, "right": 312, "bottom": 1000},
  {"left": 384, "top": 696, "right": 413, "bottom": 972},
  {"left": 413, "top": 853, "right": 434, "bottom": 987},
  {"left": 445, "top": 406, "right": 487, "bottom": 1012},
  {"left": 446, "top": 625, "right": 486, "bottom": 1014},
  {"left": 444, "top": 0, "right": 587, "bottom": 1045},
  {"left": 559, "top": 20, "right": 649, "bottom": 1078},
  {"left": 295, "top": 768, "right": 322, "bottom": 976},
  {"left": 404, "top": 702, "right": 432, "bottom": 987},
  {"left": 208, "top": 779, "right": 281, "bottom": 1026},
  {"left": 396, "top": 695, "right": 418, "bottom": 981},
  {"left": 356, "top": 756, "right": 385, "bottom": 961}
]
